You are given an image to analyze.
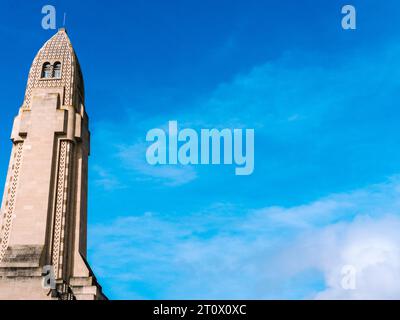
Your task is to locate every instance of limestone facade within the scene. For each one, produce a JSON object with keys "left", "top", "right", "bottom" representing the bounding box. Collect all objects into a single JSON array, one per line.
[{"left": 0, "top": 29, "right": 106, "bottom": 300}]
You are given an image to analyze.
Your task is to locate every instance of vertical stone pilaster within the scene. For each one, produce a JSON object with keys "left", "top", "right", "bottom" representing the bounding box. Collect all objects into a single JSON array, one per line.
[
  {"left": 0, "top": 142, "right": 24, "bottom": 263},
  {"left": 51, "top": 140, "right": 73, "bottom": 279}
]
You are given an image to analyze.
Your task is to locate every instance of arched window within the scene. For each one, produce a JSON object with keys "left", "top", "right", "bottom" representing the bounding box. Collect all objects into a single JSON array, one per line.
[
  {"left": 41, "top": 62, "right": 52, "bottom": 78},
  {"left": 53, "top": 62, "right": 61, "bottom": 78}
]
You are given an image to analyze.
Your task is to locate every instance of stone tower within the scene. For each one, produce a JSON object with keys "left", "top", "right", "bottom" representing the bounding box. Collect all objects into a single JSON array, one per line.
[{"left": 0, "top": 29, "right": 106, "bottom": 300}]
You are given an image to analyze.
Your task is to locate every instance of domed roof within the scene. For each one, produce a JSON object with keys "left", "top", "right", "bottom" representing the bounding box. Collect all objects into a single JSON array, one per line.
[{"left": 23, "top": 29, "right": 84, "bottom": 109}]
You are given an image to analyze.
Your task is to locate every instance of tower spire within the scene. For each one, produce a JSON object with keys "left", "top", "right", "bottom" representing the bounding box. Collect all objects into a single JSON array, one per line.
[{"left": 0, "top": 30, "right": 105, "bottom": 300}]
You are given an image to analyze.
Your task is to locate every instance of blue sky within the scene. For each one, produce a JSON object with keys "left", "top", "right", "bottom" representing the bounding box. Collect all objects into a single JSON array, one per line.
[{"left": 1, "top": 0, "right": 400, "bottom": 299}]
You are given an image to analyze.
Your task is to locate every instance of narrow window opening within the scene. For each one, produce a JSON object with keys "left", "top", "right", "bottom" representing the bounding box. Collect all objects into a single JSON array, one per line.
[
  {"left": 53, "top": 62, "right": 61, "bottom": 78},
  {"left": 41, "top": 62, "right": 52, "bottom": 78}
]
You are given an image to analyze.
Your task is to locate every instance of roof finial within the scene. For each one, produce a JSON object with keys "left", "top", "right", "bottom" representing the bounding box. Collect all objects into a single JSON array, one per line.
[{"left": 59, "top": 14, "right": 67, "bottom": 34}]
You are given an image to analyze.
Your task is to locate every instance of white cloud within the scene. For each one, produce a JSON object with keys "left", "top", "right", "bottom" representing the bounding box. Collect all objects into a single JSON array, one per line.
[
  {"left": 309, "top": 216, "right": 400, "bottom": 299},
  {"left": 89, "top": 177, "right": 400, "bottom": 299}
]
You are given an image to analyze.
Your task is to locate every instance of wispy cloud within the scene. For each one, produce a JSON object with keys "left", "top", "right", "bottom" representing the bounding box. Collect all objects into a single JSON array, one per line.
[
  {"left": 92, "top": 165, "right": 126, "bottom": 191},
  {"left": 90, "top": 41, "right": 400, "bottom": 189},
  {"left": 86, "top": 41, "right": 400, "bottom": 299},
  {"left": 89, "top": 177, "right": 400, "bottom": 299},
  {"left": 117, "top": 142, "right": 197, "bottom": 186}
]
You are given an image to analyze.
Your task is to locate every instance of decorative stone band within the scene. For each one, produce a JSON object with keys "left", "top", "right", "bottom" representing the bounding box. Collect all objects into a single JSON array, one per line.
[
  {"left": 0, "top": 142, "right": 24, "bottom": 263},
  {"left": 51, "top": 140, "right": 73, "bottom": 279}
]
